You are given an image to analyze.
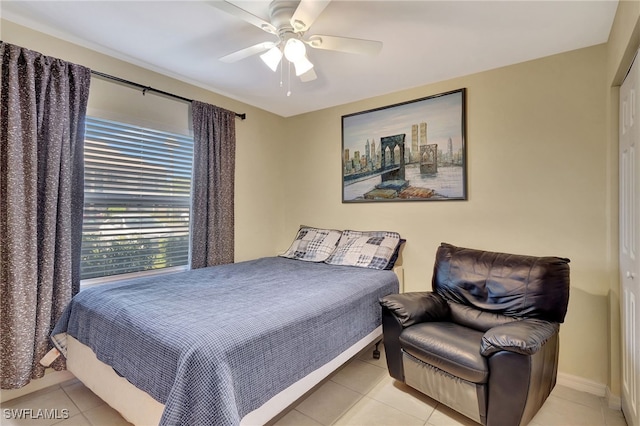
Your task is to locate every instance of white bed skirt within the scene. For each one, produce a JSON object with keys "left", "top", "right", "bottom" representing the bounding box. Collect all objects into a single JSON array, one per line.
[{"left": 66, "top": 326, "right": 383, "bottom": 426}]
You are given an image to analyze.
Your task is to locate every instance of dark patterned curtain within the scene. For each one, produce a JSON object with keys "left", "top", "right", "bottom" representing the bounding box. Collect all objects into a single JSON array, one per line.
[
  {"left": 190, "top": 101, "right": 235, "bottom": 268},
  {"left": 0, "top": 42, "right": 91, "bottom": 388}
]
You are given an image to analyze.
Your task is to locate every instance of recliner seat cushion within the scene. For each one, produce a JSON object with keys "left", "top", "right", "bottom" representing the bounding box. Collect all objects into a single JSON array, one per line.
[{"left": 399, "top": 322, "right": 488, "bottom": 383}]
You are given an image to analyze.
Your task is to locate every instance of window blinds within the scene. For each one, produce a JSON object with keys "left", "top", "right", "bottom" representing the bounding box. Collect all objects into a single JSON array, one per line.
[{"left": 81, "top": 117, "right": 193, "bottom": 280}]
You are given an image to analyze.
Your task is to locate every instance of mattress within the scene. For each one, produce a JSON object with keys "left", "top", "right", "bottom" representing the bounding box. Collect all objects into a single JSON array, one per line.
[
  {"left": 65, "top": 327, "right": 383, "bottom": 425},
  {"left": 52, "top": 256, "right": 399, "bottom": 425}
]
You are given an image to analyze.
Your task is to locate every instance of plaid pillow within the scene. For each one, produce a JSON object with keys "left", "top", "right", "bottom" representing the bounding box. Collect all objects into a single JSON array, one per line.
[
  {"left": 384, "top": 238, "right": 406, "bottom": 270},
  {"left": 279, "top": 226, "right": 342, "bottom": 262},
  {"left": 325, "top": 230, "right": 402, "bottom": 270}
]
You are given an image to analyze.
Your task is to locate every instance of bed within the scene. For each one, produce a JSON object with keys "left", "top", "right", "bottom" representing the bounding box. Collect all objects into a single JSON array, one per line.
[{"left": 51, "top": 235, "right": 401, "bottom": 426}]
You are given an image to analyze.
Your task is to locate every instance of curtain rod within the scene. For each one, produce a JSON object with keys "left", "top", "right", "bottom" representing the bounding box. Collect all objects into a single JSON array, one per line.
[{"left": 90, "top": 70, "right": 246, "bottom": 120}]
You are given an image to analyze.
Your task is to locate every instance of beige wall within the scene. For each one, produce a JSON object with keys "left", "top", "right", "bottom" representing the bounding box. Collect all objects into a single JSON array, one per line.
[
  {"left": 281, "top": 45, "right": 611, "bottom": 384},
  {"left": 278, "top": 2, "right": 640, "bottom": 391},
  {"left": 4, "top": 0, "right": 640, "bottom": 395},
  {"left": 1, "top": 20, "right": 289, "bottom": 263}
]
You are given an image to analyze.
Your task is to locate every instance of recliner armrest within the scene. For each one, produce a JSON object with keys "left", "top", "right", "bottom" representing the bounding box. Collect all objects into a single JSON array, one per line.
[
  {"left": 480, "top": 319, "right": 559, "bottom": 356},
  {"left": 379, "top": 292, "right": 450, "bottom": 327}
]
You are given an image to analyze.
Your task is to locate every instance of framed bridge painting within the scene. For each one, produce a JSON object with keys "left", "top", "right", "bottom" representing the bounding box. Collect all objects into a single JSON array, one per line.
[{"left": 341, "top": 88, "right": 467, "bottom": 203}]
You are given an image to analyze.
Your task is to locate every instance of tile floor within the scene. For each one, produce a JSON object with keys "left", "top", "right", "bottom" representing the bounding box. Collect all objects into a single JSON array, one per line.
[{"left": 0, "top": 345, "right": 628, "bottom": 426}]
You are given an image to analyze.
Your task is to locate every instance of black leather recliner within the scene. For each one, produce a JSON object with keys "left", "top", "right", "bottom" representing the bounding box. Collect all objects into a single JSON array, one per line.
[{"left": 379, "top": 243, "right": 570, "bottom": 426}]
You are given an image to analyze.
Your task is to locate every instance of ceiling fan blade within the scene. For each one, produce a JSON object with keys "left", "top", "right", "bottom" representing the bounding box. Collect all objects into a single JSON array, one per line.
[
  {"left": 299, "top": 68, "right": 317, "bottom": 82},
  {"left": 307, "top": 35, "right": 382, "bottom": 56},
  {"left": 290, "top": 0, "right": 331, "bottom": 32},
  {"left": 220, "top": 42, "right": 275, "bottom": 63},
  {"left": 209, "top": 1, "right": 277, "bottom": 34}
]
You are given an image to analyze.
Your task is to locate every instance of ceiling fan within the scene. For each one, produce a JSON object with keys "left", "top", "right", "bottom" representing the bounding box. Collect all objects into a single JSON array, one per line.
[{"left": 211, "top": 0, "right": 383, "bottom": 83}]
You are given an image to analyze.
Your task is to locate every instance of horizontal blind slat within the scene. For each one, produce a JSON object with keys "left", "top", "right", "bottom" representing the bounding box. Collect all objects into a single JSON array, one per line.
[{"left": 81, "top": 116, "right": 194, "bottom": 281}]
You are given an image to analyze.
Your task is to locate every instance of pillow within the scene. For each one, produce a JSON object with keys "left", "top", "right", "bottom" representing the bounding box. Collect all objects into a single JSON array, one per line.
[
  {"left": 384, "top": 238, "right": 406, "bottom": 270},
  {"left": 325, "top": 230, "right": 402, "bottom": 270},
  {"left": 279, "top": 226, "right": 342, "bottom": 262}
]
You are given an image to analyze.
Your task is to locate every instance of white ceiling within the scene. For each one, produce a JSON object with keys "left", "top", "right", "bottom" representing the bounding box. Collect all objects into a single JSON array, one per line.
[{"left": 2, "top": 0, "right": 619, "bottom": 117}]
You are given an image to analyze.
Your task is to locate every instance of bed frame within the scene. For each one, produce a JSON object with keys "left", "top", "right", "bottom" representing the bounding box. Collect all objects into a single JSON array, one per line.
[{"left": 66, "top": 327, "right": 383, "bottom": 425}]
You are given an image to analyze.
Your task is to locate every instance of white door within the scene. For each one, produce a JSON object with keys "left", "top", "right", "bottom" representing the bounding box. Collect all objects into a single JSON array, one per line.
[{"left": 621, "top": 49, "right": 640, "bottom": 426}]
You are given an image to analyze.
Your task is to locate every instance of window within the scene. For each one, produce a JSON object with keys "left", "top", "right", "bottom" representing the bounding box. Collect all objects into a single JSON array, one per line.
[{"left": 81, "top": 117, "right": 193, "bottom": 280}]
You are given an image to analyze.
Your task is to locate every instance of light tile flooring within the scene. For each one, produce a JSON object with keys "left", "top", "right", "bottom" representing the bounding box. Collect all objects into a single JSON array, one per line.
[{"left": 1, "top": 345, "right": 628, "bottom": 426}]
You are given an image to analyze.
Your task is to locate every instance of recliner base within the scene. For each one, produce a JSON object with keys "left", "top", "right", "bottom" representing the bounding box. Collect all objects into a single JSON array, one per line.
[{"left": 403, "top": 351, "right": 487, "bottom": 425}]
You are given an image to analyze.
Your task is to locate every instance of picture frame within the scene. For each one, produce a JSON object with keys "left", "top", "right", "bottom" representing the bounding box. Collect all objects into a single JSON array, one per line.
[{"left": 342, "top": 88, "right": 467, "bottom": 202}]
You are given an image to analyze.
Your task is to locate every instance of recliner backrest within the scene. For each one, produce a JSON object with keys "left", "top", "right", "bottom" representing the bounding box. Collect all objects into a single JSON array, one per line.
[
  {"left": 433, "top": 243, "right": 570, "bottom": 324},
  {"left": 447, "top": 302, "right": 518, "bottom": 332}
]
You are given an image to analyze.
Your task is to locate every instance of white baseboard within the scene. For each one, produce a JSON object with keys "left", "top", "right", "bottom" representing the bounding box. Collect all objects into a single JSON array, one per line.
[
  {"left": 557, "top": 372, "right": 622, "bottom": 410},
  {"left": 557, "top": 372, "right": 606, "bottom": 396},
  {"left": 0, "top": 370, "right": 75, "bottom": 403},
  {"left": 606, "top": 387, "right": 623, "bottom": 410}
]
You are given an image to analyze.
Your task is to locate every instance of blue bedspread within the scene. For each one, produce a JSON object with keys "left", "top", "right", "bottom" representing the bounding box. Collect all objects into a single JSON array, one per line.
[{"left": 51, "top": 257, "right": 398, "bottom": 425}]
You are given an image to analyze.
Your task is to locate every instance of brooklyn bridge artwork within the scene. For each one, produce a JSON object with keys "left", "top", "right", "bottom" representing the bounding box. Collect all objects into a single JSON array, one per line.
[{"left": 342, "top": 89, "right": 467, "bottom": 202}]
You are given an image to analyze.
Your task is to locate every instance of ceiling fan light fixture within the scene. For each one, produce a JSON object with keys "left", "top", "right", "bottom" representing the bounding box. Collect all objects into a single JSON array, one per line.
[
  {"left": 283, "top": 38, "right": 306, "bottom": 63},
  {"left": 293, "top": 55, "right": 314, "bottom": 76},
  {"left": 260, "top": 46, "right": 283, "bottom": 72}
]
